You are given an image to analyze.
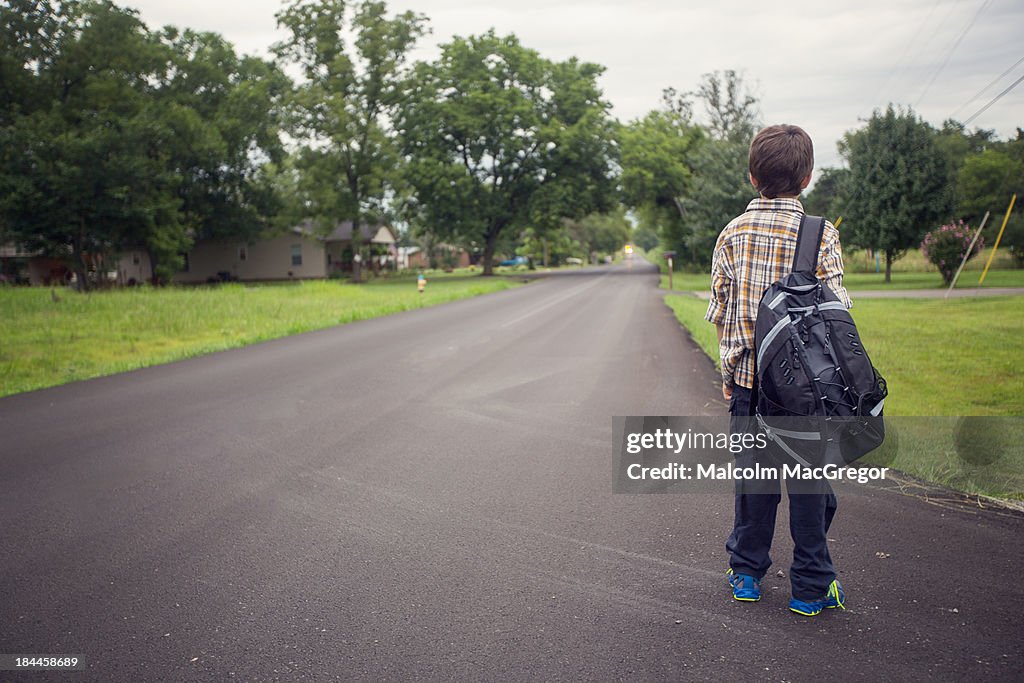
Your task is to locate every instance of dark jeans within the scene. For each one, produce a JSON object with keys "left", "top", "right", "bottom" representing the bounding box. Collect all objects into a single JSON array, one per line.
[{"left": 726, "top": 385, "right": 838, "bottom": 600}]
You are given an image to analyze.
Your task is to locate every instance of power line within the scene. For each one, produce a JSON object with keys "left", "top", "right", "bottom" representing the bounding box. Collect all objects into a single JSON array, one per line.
[
  {"left": 950, "top": 53, "right": 1024, "bottom": 119},
  {"left": 915, "top": 0, "right": 993, "bottom": 107},
  {"left": 874, "top": 0, "right": 945, "bottom": 107},
  {"left": 962, "top": 72, "right": 1024, "bottom": 125}
]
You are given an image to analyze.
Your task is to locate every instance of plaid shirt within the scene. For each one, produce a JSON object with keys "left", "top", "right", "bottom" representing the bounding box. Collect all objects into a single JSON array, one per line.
[{"left": 704, "top": 197, "right": 852, "bottom": 390}]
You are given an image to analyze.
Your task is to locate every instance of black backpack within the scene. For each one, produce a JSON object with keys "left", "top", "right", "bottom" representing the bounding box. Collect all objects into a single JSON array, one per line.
[{"left": 752, "top": 215, "right": 887, "bottom": 467}]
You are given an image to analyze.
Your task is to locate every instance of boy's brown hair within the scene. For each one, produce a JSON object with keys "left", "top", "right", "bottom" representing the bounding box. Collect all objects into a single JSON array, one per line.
[{"left": 748, "top": 125, "right": 814, "bottom": 199}]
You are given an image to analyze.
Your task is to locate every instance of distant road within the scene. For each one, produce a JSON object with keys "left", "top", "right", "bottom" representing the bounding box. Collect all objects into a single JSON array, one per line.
[{"left": 2, "top": 260, "right": 1021, "bottom": 680}]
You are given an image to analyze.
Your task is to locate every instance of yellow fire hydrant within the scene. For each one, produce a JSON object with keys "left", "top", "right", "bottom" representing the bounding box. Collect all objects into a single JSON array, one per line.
[{"left": 417, "top": 273, "right": 426, "bottom": 294}]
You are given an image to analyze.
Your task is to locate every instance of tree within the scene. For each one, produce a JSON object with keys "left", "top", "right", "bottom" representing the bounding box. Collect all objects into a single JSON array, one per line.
[
  {"left": 836, "top": 105, "right": 955, "bottom": 282},
  {"left": 399, "top": 31, "right": 618, "bottom": 275},
  {"left": 802, "top": 167, "right": 849, "bottom": 220},
  {"left": 0, "top": 0, "right": 183, "bottom": 290},
  {"left": 935, "top": 119, "right": 995, "bottom": 170},
  {"left": 619, "top": 91, "right": 704, "bottom": 227},
  {"left": 693, "top": 69, "right": 759, "bottom": 144},
  {"left": 632, "top": 223, "right": 659, "bottom": 252},
  {"left": 672, "top": 136, "right": 752, "bottom": 269},
  {"left": 0, "top": 0, "right": 57, "bottom": 123},
  {"left": 139, "top": 28, "right": 290, "bottom": 281},
  {"left": 0, "top": 2, "right": 288, "bottom": 285},
  {"left": 564, "top": 208, "right": 632, "bottom": 262},
  {"left": 957, "top": 148, "right": 1023, "bottom": 224},
  {"left": 274, "top": 0, "right": 427, "bottom": 282},
  {"left": 516, "top": 225, "right": 582, "bottom": 267},
  {"left": 674, "top": 71, "right": 761, "bottom": 268},
  {"left": 619, "top": 73, "right": 760, "bottom": 270}
]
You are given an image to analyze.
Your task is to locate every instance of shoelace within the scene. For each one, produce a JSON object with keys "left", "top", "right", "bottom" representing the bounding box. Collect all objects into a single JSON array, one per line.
[{"left": 829, "top": 581, "right": 846, "bottom": 610}]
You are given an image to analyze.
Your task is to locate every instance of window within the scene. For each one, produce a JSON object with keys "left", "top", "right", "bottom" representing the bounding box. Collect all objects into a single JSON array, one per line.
[
  {"left": 132, "top": 253, "right": 140, "bottom": 265},
  {"left": 291, "top": 244, "right": 302, "bottom": 266},
  {"left": 238, "top": 246, "right": 248, "bottom": 262},
  {"left": 181, "top": 252, "right": 190, "bottom": 272}
]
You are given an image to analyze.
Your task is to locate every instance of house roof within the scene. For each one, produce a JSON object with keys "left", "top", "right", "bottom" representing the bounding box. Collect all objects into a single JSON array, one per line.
[{"left": 295, "top": 221, "right": 396, "bottom": 244}]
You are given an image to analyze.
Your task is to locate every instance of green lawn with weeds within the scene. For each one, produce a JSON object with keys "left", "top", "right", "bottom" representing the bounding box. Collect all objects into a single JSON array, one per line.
[
  {"left": 858, "top": 417, "right": 1024, "bottom": 502},
  {"left": 659, "top": 268, "right": 1024, "bottom": 293},
  {"left": 0, "top": 276, "right": 520, "bottom": 397},
  {"left": 664, "top": 293, "right": 1024, "bottom": 499}
]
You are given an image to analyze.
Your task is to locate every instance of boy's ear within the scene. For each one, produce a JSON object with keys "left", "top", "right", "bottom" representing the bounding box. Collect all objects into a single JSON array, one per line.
[
  {"left": 800, "top": 173, "right": 812, "bottom": 190},
  {"left": 749, "top": 172, "right": 759, "bottom": 190}
]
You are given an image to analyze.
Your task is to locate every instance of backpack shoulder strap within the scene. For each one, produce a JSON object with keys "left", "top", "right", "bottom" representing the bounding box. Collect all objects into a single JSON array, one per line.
[{"left": 793, "top": 214, "right": 826, "bottom": 273}]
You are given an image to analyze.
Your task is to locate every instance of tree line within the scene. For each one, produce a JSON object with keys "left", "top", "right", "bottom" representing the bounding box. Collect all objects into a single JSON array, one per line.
[{"left": 2, "top": 0, "right": 1020, "bottom": 288}]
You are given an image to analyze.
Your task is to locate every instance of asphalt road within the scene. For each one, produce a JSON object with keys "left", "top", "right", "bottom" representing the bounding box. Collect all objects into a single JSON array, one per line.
[{"left": 2, "top": 260, "right": 1022, "bottom": 681}]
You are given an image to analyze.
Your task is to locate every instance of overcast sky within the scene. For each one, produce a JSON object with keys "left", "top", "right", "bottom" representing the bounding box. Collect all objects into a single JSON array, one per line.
[{"left": 123, "top": 0, "right": 1023, "bottom": 174}]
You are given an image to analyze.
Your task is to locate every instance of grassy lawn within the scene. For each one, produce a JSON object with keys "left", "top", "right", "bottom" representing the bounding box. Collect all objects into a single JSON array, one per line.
[
  {"left": 659, "top": 268, "right": 1024, "bottom": 292},
  {"left": 664, "top": 293, "right": 1024, "bottom": 499},
  {"left": 650, "top": 244, "right": 1024, "bottom": 292},
  {"left": 0, "top": 276, "right": 520, "bottom": 397}
]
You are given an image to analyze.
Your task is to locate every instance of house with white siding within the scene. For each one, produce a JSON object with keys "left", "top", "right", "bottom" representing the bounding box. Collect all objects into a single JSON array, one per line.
[
  {"left": 3, "top": 221, "right": 397, "bottom": 285},
  {"left": 173, "top": 221, "right": 397, "bottom": 283}
]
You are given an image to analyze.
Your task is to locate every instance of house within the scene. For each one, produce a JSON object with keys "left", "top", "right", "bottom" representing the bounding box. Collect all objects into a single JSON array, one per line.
[
  {"left": 1, "top": 243, "right": 151, "bottom": 286},
  {"left": 397, "top": 246, "right": 425, "bottom": 270},
  {"left": 4, "top": 221, "right": 398, "bottom": 286},
  {"left": 173, "top": 221, "right": 397, "bottom": 284},
  {"left": 116, "top": 248, "right": 153, "bottom": 285},
  {"left": 397, "top": 244, "right": 473, "bottom": 270},
  {"left": 1, "top": 243, "right": 53, "bottom": 284}
]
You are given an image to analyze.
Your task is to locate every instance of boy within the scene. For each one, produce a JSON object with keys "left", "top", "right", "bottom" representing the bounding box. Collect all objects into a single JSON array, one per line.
[{"left": 705, "top": 124, "right": 852, "bottom": 616}]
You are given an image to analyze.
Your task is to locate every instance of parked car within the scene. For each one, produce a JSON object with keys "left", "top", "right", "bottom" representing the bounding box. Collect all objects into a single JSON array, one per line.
[{"left": 499, "top": 256, "right": 528, "bottom": 266}]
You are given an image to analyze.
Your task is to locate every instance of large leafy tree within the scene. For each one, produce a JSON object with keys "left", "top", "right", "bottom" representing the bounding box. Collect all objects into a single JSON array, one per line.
[
  {"left": 836, "top": 105, "right": 955, "bottom": 282},
  {"left": 155, "top": 29, "right": 290, "bottom": 256},
  {"left": 0, "top": 0, "right": 181, "bottom": 289},
  {"left": 673, "top": 136, "right": 753, "bottom": 268},
  {"left": 802, "top": 167, "right": 849, "bottom": 220},
  {"left": 958, "top": 142, "right": 1024, "bottom": 264},
  {"left": 0, "top": 1, "right": 289, "bottom": 285},
  {"left": 398, "top": 31, "right": 618, "bottom": 275},
  {"left": 619, "top": 90, "right": 704, "bottom": 228},
  {"left": 274, "top": 0, "right": 426, "bottom": 282},
  {"left": 0, "top": 0, "right": 56, "bottom": 123},
  {"left": 566, "top": 209, "right": 632, "bottom": 260},
  {"left": 957, "top": 148, "right": 1023, "bottom": 223},
  {"left": 676, "top": 71, "right": 760, "bottom": 269},
  {"left": 620, "top": 72, "right": 759, "bottom": 269}
]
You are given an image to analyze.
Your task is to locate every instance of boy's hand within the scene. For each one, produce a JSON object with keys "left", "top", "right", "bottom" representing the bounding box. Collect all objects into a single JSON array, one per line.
[{"left": 722, "top": 383, "right": 732, "bottom": 401}]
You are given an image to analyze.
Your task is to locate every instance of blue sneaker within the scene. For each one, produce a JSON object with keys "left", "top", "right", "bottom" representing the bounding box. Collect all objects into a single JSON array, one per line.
[
  {"left": 726, "top": 568, "right": 761, "bottom": 602},
  {"left": 788, "top": 580, "right": 846, "bottom": 616}
]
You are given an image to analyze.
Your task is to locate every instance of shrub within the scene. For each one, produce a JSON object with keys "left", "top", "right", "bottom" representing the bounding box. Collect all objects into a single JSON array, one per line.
[
  {"left": 1000, "top": 213, "right": 1024, "bottom": 267},
  {"left": 920, "top": 221, "right": 983, "bottom": 285}
]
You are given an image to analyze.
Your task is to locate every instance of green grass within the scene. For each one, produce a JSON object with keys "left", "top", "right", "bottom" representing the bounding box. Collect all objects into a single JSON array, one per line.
[
  {"left": 664, "top": 293, "right": 1024, "bottom": 499},
  {"left": 664, "top": 295, "right": 719, "bottom": 367},
  {"left": 852, "top": 297, "right": 1024, "bottom": 416},
  {"left": 653, "top": 242, "right": 1024, "bottom": 292},
  {"left": 844, "top": 245, "right": 1017, "bottom": 273},
  {"left": 660, "top": 268, "right": 1024, "bottom": 292},
  {"left": 0, "top": 276, "right": 520, "bottom": 397},
  {"left": 857, "top": 417, "right": 1024, "bottom": 502},
  {"left": 844, "top": 269, "right": 1024, "bottom": 290}
]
